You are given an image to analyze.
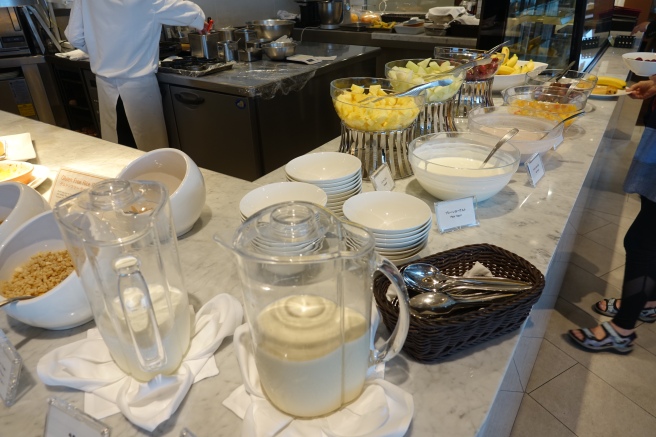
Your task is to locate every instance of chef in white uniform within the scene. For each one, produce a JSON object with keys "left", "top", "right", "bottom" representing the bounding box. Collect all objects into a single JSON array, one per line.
[{"left": 65, "top": 0, "right": 205, "bottom": 151}]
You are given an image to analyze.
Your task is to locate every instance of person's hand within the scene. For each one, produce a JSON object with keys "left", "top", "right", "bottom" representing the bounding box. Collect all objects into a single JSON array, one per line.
[
  {"left": 628, "top": 79, "right": 656, "bottom": 99},
  {"left": 632, "top": 21, "right": 651, "bottom": 34}
]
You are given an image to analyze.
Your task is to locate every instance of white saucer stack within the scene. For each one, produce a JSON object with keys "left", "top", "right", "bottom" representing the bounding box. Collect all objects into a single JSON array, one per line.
[
  {"left": 343, "top": 191, "right": 433, "bottom": 264},
  {"left": 239, "top": 181, "right": 328, "bottom": 222},
  {"left": 285, "top": 152, "right": 362, "bottom": 218}
]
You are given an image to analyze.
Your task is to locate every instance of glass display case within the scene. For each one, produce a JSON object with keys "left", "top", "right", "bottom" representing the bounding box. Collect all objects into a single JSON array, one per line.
[{"left": 477, "top": 0, "right": 587, "bottom": 69}]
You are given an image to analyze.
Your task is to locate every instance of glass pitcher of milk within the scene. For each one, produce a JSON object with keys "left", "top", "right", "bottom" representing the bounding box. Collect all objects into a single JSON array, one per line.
[
  {"left": 53, "top": 179, "right": 191, "bottom": 382},
  {"left": 217, "top": 201, "right": 410, "bottom": 418}
]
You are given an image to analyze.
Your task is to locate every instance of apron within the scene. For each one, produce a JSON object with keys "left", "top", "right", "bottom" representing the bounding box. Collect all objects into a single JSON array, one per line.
[{"left": 96, "top": 74, "right": 169, "bottom": 152}]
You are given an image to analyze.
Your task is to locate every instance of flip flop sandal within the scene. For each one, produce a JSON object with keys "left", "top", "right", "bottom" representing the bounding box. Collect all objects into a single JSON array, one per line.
[
  {"left": 593, "top": 298, "right": 656, "bottom": 323},
  {"left": 568, "top": 321, "right": 636, "bottom": 354}
]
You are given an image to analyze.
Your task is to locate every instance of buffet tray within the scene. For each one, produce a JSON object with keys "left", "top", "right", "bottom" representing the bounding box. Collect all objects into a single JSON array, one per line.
[
  {"left": 158, "top": 61, "right": 235, "bottom": 77},
  {"left": 373, "top": 243, "right": 545, "bottom": 363}
]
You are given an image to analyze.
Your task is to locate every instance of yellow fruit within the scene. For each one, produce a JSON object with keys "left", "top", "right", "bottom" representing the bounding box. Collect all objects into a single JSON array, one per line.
[
  {"left": 501, "top": 47, "right": 510, "bottom": 59},
  {"left": 506, "top": 54, "right": 518, "bottom": 68},
  {"left": 597, "top": 76, "right": 626, "bottom": 89},
  {"left": 497, "top": 65, "right": 515, "bottom": 75}
]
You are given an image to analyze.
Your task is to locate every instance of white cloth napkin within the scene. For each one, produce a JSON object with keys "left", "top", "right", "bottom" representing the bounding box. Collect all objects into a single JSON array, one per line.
[
  {"left": 37, "top": 294, "right": 243, "bottom": 432},
  {"left": 223, "top": 324, "right": 413, "bottom": 437},
  {"left": 55, "top": 49, "right": 89, "bottom": 61}
]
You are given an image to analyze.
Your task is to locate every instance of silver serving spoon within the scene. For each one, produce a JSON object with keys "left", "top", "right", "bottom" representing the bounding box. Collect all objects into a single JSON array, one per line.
[
  {"left": 402, "top": 262, "right": 532, "bottom": 292},
  {"left": 479, "top": 128, "right": 519, "bottom": 169},
  {"left": 409, "top": 289, "right": 516, "bottom": 316},
  {"left": 539, "top": 111, "right": 585, "bottom": 139},
  {"left": 0, "top": 295, "right": 35, "bottom": 308},
  {"left": 482, "top": 40, "right": 511, "bottom": 57}
]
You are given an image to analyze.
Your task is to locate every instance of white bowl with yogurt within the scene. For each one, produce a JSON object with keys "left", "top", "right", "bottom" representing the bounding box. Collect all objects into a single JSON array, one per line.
[{"left": 409, "top": 132, "right": 520, "bottom": 202}]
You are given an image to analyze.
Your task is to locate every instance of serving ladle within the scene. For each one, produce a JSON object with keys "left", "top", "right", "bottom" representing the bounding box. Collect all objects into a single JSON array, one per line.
[
  {"left": 479, "top": 128, "right": 519, "bottom": 168},
  {"left": 0, "top": 295, "right": 35, "bottom": 308},
  {"left": 402, "top": 262, "right": 532, "bottom": 293},
  {"left": 538, "top": 111, "right": 586, "bottom": 140}
]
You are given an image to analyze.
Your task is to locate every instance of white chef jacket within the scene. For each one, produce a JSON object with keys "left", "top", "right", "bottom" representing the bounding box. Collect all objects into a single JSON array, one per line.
[{"left": 65, "top": 0, "right": 205, "bottom": 151}]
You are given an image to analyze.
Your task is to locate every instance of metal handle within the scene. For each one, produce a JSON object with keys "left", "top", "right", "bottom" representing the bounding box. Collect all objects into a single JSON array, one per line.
[{"left": 174, "top": 92, "right": 205, "bottom": 105}]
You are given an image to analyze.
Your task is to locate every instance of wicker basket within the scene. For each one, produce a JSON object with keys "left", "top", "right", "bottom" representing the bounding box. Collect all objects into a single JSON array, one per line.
[{"left": 373, "top": 243, "right": 545, "bottom": 363}]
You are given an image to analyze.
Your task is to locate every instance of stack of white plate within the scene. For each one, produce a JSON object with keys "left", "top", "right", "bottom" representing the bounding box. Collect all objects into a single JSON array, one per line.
[
  {"left": 285, "top": 152, "right": 362, "bottom": 217},
  {"left": 239, "top": 181, "right": 328, "bottom": 221},
  {"left": 343, "top": 191, "right": 432, "bottom": 264}
]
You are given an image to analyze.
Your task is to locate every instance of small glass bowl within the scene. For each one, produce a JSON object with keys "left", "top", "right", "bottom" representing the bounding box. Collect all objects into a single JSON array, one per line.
[{"left": 526, "top": 69, "right": 598, "bottom": 97}]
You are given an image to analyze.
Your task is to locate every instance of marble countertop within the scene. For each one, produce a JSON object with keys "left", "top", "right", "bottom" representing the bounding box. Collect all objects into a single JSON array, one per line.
[
  {"left": 155, "top": 41, "right": 380, "bottom": 98},
  {"left": 0, "top": 46, "right": 634, "bottom": 436}
]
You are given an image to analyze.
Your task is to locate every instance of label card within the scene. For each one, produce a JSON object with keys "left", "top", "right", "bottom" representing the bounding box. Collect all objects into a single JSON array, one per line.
[
  {"left": 44, "top": 397, "right": 110, "bottom": 437},
  {"left": 434, "top": 197, "right": 479, "bottom": 233},
  {"left": 49, "top": 167, "right": 107, "bottom": 207},
  {"left": 525, "top": 153, "right": 545, "bottom": 187},
  {"left": 0, "top": 330, "right": 22, "bottom": 407},
  {"left": 370, "top": 163, "right": 395, "bottom": 191}
]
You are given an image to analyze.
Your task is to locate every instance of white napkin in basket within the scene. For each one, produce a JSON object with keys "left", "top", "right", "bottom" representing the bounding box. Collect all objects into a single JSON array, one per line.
[
  {"left": 222, "top": 324, "right": 413, "bottom": 437},
  {"left": 37, "top": 294, "right": 243, "bottom": 432}
]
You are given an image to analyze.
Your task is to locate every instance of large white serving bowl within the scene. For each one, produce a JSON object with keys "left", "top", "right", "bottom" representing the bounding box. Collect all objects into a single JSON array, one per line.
[
  {"left": 622, "top": 52, "right": 656, "bottom": 77},
  {"left": 409, "top": 132, "right": 520, "bottom": 202},
  {"left": 491, "top": 61, "right": 548, "bottom": 92},
  {"left": 239, "top": 182, "right": 328, "bottom": 219},
  {"left": 342, "top": 191, "right": 432, "bottom": 233},
  {"left": 285, "top": 152, "right": 362, "bottom": 183},
  {"left": 468, "top": 106, "right": 563, "bottom": 163},
  {"left": 0, "top": 182, "right": 49, "bottom": 248},
  {"left": 117, "top": 148, "right": 205, "bottom": 237},
  {"left": 0, "top": 210, "right": 92, "bottom": 330}
]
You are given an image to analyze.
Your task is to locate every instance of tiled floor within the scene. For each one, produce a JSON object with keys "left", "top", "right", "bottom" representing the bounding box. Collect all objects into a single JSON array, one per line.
[{"left": 509, "top": 125, "right": 656, "bottom": 436}]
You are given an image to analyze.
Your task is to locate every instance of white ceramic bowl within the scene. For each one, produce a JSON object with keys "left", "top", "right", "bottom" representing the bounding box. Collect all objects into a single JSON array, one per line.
[
  {"left": 0, "top": 182, "right": 49, "bottom": 247},
  {"left": 468, "top": 106, "right": 564, "bottom": 162},
  {"left": 0, "top": 210, "right": 92, "bottom": 330},
  {"left": 622, "top": 52, "right": 656, "bottom": 77},
  {"left": 117, "top": 149, "right": 206, "bottom": 237},
  {"left": 492, "top": 61, "right": 548, "bottom": 92},
  {"left": 409, "top": 132, "right": 520, "bottom": 201},
  {"left": 0, "top": 160, "right": 34, "bottom": 184},
  {"left": 285, "top": 152, "right": 362, "bottom": 183},
  {"left": 239, "top": 182, "right": 328, "bottom": 219},
  {"left": 342, "top": 191, "right": 432, "bottom": 233}
]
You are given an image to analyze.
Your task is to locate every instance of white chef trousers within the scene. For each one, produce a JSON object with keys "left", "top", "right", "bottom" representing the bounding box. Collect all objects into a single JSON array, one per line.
[{"left": 96, "top": 74, "right": 169, "bottom": 152}]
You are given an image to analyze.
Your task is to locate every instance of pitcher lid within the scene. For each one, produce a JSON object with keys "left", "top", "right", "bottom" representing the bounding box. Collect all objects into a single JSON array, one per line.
[{"left": 230, "top": 201, "right": 374, "bottom": 261}]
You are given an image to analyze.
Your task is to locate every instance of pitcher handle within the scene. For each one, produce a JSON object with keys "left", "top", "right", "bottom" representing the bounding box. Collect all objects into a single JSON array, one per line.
[
  {"left": 115, "top": 255, "right": 166, "bottom": 372},
  {"left": 371, "top": 253, "right": 410, "bottom": 364}
]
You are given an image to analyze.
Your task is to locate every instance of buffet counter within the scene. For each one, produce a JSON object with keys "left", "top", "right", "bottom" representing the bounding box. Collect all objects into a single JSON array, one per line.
[{"left": 0, "top": 46, "right": 638, "bottom": 436}]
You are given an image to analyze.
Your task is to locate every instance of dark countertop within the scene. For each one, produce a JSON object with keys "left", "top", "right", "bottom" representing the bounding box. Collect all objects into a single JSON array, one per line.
[
  {"left": 292, "top": 27, "right": 478, "bottom": 50},
  {"left": 46, "top": 42, "right": 380, "bottom": 99},
  {"left": 156, "top": 42, "right": 380, "bottom": 98}
]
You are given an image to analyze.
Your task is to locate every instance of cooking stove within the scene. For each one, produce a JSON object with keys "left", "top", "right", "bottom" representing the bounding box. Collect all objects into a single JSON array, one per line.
[{"left": 159, "top": 56, "right": 234, "bottom": 77}]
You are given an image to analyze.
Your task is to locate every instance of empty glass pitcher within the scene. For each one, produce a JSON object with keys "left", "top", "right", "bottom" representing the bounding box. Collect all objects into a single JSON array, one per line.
[
  {"left": 216, "top": 201, "right": 410, "bottom": 417},
  {"left": 53, "top": 179, "right": 191, "bottom": 382}
]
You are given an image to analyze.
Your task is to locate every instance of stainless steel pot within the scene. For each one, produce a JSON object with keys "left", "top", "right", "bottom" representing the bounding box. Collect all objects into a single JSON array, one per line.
[
  {"left": 215, "top": 27, "right": 235, "bottom": 41},
  {"left": 217, "top": 40, "right": 239, "bottom": 62},
  {"left": 234, "top": 28, "right": 258, "bottom": 50}
]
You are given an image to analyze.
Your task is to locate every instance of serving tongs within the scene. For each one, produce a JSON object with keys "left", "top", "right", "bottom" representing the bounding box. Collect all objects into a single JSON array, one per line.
[{"left": 359, "top": 62, "right": 476, "bottom": 104}]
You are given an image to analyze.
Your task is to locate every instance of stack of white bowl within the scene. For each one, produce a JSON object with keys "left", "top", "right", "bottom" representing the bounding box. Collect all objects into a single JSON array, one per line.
[
  {"left": 285, "top": 152, "right": 362, "bottom": 218},
  {"left": 239, "top": 181, "right": 328, "bottom": 221},
  {"left": 342, "top": 191, "right": 432, "bottom": 264}
]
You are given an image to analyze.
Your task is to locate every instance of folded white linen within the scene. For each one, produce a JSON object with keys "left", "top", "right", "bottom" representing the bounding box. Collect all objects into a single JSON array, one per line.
[
  {"left": 37, "top": 293, "right": 243, "bottom": 432},
  {"left": 55, "top": 49, "right": 89, "bottom": 61},
  {"left": 223, "top": 323, "right": 413, "bottom": 437}
]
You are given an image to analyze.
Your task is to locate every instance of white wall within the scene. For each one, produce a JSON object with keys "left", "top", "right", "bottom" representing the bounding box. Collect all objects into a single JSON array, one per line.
[{"left": 193, "top": 0, "right": 300, "bottom": 28}]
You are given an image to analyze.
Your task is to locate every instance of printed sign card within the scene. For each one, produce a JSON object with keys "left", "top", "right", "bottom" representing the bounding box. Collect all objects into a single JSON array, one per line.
[
  {"left": 370, "top": 164, "right": 395, "bottom": 191},
  {"left": 0, "top": 330, "right": 22, "bottom": 407},
  {"left": 525, "top": 153, "right": 545, "bottom": 187},
  {"left": 49, "top": 167, "right": 107, "bottom": 207},
  {"left": 434, "top": 197, "right": 479, "bottom": 233},
  {"left": 44, "top": 397, "right": 110, "bottom": 437}
]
